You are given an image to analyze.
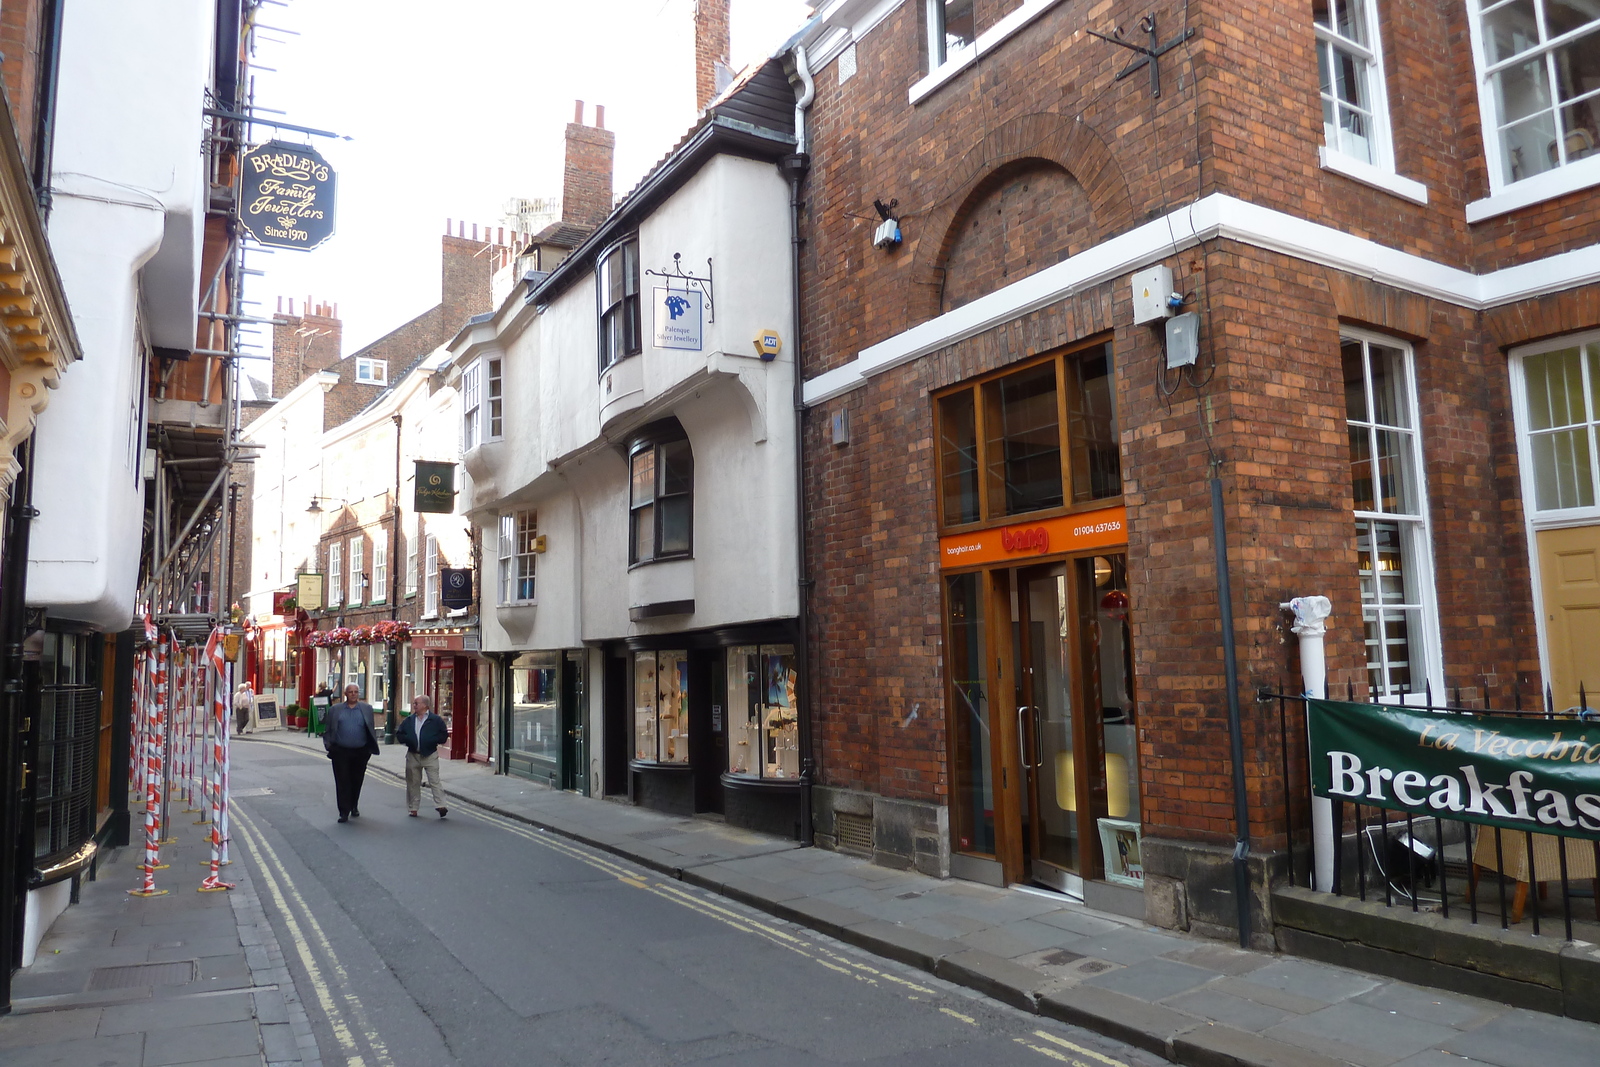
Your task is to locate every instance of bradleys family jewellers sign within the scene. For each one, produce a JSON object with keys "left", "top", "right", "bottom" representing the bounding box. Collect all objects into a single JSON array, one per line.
[
  {"left": 1310, "top": 699, "right": 1600, "bottom": 840},
  {"left": 239, "top": 140, "right": 336, "bottom": 250}
]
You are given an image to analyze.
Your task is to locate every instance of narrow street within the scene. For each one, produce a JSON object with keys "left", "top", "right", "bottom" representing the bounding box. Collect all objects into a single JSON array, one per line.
[{"left": 229, "top": 741, "right": 1166, "bottom": 1067}]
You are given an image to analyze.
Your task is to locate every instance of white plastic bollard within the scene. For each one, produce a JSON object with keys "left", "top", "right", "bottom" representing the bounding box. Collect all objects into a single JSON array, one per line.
[{"left": 1282, "top": 596, "right": 1333, "bottom": 892}]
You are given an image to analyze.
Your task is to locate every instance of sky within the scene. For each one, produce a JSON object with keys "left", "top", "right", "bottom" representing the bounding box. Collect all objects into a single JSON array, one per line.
[{"left": 241, "top": 0, "right": 815, "bottom": 360}]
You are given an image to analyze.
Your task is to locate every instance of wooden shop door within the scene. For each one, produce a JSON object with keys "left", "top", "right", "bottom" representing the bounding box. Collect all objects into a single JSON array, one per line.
[{"left": 1537, "top": 524, "right": 1600, "bottom": 711}]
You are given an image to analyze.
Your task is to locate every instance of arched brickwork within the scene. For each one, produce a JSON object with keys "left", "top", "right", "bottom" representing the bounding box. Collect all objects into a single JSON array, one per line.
[{"left": 912, "top": 111, "right": 1133, "bottom": 322}]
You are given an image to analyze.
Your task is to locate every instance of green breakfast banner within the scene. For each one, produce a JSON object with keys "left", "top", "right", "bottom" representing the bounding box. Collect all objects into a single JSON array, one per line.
[{"left": 1308, "top": 699, "right": 1600, "bottom": 841}]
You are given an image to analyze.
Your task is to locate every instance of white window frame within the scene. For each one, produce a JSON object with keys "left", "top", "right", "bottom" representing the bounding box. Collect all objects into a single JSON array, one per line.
[
  {"left": 462, "top": 361, "right": 481, "bottom": 452},
  {"left": 1464, "top": 0, "right": 1600, "bottom": 220},
  {"left": 1508, "top": 329, "right": 1600, "bottom": 708},
  {"left": 372, "top": 531, "right": 388, "bottom": 604},
  {"left": 1343, "top": 328, "right": 1445, "bottom": 704},
  {"left": 486, "top": 356, "right": 504, "bottom": 441},
  {"left": 423, "top": 534, "right": 440, "bottom": 617},
  {"left": 406, "top": 523, "right": 419, "bottom": 597},
  {"left": 348, "top": 537, "right": 364, "bottom": 604},
  {"left": 910, "top": 0, "right": 1064, "bottom": 104},
  {"left": 328, "top": 542, "right": 343, "bottom": 607},
  {"left": 498, "top": 511, "right": 537, "bottom": 605},
  {"left": 355, "top": 357, "right": 388, "bottom": 384},
  {"left": 1510, "top": 328, "right": 1600, "bottom": 526},
  {"left": 925, "top": 0, "right": 975, "bottom": 72}
]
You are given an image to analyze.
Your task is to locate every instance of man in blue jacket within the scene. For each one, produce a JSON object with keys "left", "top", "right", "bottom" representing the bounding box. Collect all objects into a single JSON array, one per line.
[
  {"left": 323, "top": 684, "right": 381, "bottom": 823},
  {"left": 397, "top": 694, "right": 449, "bottom": 818}
]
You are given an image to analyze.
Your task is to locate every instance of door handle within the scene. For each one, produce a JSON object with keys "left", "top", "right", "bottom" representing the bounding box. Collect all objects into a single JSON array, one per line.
[{"left": 1017, "top": 706, "right": 1039, "bottom": 771}]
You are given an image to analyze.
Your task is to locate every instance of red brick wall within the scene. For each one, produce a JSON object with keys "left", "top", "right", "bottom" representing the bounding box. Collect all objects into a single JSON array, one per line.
[
  {"left": 0, "top": 0, "right": 43, "bottom": 166},
  {"left": 693, "top": 0, "right": 730, "bottom": 111},
  {"left": 796, "top": 3, "right": 1592, "bottom": 859},
  {"left": 562, "top": 112, "right": 615, "bottom": 232}
]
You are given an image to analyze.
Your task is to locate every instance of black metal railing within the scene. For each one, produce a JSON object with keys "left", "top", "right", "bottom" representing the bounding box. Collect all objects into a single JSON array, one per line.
[{"left": 1269, "top": 680, "right": 1597, "bottom": 942}]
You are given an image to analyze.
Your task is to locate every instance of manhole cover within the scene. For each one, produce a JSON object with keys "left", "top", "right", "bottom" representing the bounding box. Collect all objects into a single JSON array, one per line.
[{"left": 87, "top": 960, "right": 197, "bottom": 990}]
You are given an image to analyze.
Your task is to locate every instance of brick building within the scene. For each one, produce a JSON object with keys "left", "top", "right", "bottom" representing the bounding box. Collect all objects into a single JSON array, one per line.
[{"left": 787, "top": 0, "right": 1599, "bottom": 950}]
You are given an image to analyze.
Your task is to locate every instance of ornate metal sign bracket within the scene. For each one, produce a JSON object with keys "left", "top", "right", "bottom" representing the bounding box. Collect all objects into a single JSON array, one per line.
[
  {"left": 1086, "top": 13, "right": 1194, "bottom": 99},
  {"left": 644, "top": 253, "right": 715, "bottom": 323}
]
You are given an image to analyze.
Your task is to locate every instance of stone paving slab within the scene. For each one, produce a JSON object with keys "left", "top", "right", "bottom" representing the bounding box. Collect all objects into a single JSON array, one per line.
[{"left": 248, "top": 732, "right": 1600, "bottom": 1067}]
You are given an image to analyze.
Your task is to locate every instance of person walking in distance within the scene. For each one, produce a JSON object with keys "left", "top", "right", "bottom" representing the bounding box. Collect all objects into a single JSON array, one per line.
[
  {"left": 397, "top": 694, "right": 448, "bottom": 818},
  {"left": 233, "top": 682, "right": 255, "bottom": 734},
  {"left": 324, "top": 683, "right": 380, "bottom": 823}
]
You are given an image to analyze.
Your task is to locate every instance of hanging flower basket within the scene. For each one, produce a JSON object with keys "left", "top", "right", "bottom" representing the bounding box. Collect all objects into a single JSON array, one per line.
[
  {"left": 371, "top": 619, "right": 412, "bottom": 643},
  {"left": 304, "top": 630, "right": 326, "bottom": 648},
  {"left": 349, "top": 625, "right": 375, "bottom": 645},
  {"left": 325, "top": 627, "right": 354, "bottom": 647}
]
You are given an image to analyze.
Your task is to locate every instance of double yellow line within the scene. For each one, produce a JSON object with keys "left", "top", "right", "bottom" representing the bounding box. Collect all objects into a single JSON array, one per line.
[{"left": 232, "top": 804, "right": 395, "bottom": 1067}]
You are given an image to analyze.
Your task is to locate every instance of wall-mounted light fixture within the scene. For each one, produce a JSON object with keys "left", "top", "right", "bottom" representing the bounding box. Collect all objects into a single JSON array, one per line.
[
  {"left": 306, "top": 496, "right": 345, "bottom": 514},
  {"left": 872, "top": 198, "right": 901, "bottom": 249}
]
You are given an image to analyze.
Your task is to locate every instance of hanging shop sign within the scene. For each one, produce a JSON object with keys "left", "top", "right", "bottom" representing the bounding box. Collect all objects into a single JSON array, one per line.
[
  {"left": 296, "top": 572, "right": 325, "bottom": 611},
  {"left": 239, "top": 140, "right": 336, "bottom": 251},
  {"left": 440, "top": 567, "right": 473, "bottom": 610},
  {"left": 938, "top": 504, "right": 1126, "bottom": 569},
  {"left": 414, "top": 461, "right": 456, "bottom": 514},
  {"left": 652, "top": 288, "right": 703, "bottom": 351},
  {"left": 1309, "top": 699, "right": 1600, "bottom": 841}
]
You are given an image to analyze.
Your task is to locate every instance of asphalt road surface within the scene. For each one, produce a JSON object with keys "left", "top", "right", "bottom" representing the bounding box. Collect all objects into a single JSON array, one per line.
[{"left": 229, "top": 741, "right": 1171, "bottom": 1067}]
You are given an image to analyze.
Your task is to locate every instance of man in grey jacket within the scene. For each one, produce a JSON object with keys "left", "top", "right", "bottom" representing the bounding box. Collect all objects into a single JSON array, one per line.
[{"left": 323, "top": 684, "right": 381, "bottom": 823}]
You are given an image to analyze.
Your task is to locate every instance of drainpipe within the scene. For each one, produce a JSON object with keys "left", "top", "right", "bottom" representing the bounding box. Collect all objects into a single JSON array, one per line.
[
  {"left": 784, "top": 43, "right": 814, "bottom": 845},
  {"left": 1281, "top": 595, "right": 1333, "bottom": 890},
  {"left": 387, "top": 413, "right": 402, "bottom": 743},
  {"left": 30, "top": 0, "right": 65, "bottom": 218},
  {"left": 1210, "top": 463, "right": 1252, "bottom": 948}
]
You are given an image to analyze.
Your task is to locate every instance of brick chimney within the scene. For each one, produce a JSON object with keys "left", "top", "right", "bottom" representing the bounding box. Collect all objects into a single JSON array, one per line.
[
  {"left": 562, "top": 100, "right": 615, "bottom": 230},
  {"left": 271, "top": 296, "right": 343, "bottom": 398},
  {"left": 694, "top": 0, "right": 732, "bottom": 111}
]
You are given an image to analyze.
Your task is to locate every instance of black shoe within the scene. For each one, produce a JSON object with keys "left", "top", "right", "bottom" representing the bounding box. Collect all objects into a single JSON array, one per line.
[
  {"left": 351, "top": 810, "right": 360, "bottom": 818},
  {"left": 437, "top": 807, "right": 447, "bottom": 819},
  {"left": 338, "top": 815, "right": 348, "bottom": 823}
]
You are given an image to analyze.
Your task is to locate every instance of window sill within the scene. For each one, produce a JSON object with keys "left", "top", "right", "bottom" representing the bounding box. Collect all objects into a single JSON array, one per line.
[
  {"left": 909, "top": 0, "right": 1066, "bottom": 105},
  {"left": 1466, "top": 156, "right": 1600, "bottom": 223},
  {"left": 497, "top": 599, "right": 537, "bottom": 610},
  {"left": 1318, "top": 147, "right": 1428, "bottom": 205},
  {"left": 627, "top": 553, "right": 694, "bottom": 572}
]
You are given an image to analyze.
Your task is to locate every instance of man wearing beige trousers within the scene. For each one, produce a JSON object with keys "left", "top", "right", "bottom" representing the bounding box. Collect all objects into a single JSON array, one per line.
[{"left": 397, "top": 694, "right": 449, "bottom": 818}]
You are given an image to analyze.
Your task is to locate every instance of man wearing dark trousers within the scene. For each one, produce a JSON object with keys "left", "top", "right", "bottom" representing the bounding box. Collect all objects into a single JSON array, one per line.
[{"left": 324, "top": 683, "right": 381, "bottom": 823}]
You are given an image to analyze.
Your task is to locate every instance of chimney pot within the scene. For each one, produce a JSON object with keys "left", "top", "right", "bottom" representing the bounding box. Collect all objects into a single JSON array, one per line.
[
  {"left": 473, "top": 223, "right": 479, "bottom": 241},
  {"left": 595, "top": 104, "right": 606, "bottom": 129},
  {"left": 574, "top": 99, "right": 584, "bottom": 124}
]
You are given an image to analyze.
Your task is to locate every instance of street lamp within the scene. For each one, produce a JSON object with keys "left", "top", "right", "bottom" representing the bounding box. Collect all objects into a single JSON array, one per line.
[{"left": 306, "top": 496, "right": 344, "bottom": 514}]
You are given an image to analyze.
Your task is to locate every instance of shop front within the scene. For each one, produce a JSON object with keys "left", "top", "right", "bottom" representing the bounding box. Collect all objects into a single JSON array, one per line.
[
  {"left": 618, "top": 621, "right": 803, "bottom": 836},
  {"left": 505, "top": 650, "right": 586, "bottom": 791},
  {"left": 411, "top": 626, "right": 494, "bottom": 763},
  {"left": 935, "top": 341, "right": 1142, "bottom": 900}
]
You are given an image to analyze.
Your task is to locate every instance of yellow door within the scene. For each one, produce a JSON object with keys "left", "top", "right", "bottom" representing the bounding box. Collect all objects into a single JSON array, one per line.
[{"left": 1537, "top": 524, "right": 1600, "bottom": 711}]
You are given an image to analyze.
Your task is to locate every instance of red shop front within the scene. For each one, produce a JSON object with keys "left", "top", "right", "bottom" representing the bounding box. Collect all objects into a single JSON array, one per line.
[{"left": 410, "top": 628, "right": 494, "bottom": 763}]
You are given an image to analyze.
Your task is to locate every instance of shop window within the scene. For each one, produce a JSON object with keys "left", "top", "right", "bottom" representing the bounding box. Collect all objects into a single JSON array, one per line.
[
  {"left": 1342, "top": 331, "right": 1440, "bottom": 700},
  {"left": 1313, "top": 0, "right": 1395, "bottom": 168},
  {"left": 509, "top": 651, "right": 560, "bottom": 777},
  {"left": 725, "top": 645, "right": 799, "bottom": 779},
  {"left": 927, "top": 0, "right": 975, "bottom": 69},
  {"left": 598, "top": 238, "right": 641, "bottom": 373},
  {"left": 628, "top": 428, "right": 693, "bottom": 565},
  {"left": 1467, "top": 0, "right": 1600, "bottom": 188},
  {"left": 945, "top": 571, "right": 993, "bottom": 855},
  {"left": 935, "top": 343, "right": 1120, "bottom": 528},
  {"left": 633, "top": 650, "right": 689, "bottom": 764},
  {"left": 498, "top": 510, "right": 538, "bottom": 604},
  {"left": 34, "top": 632, "right": 101, "bottom": 863},
  {"left": 1519, "top": 336, "right": 1600, "bottom": 513},
  {"left": 462, "top": 361, "right": 481, "bottom": 452}
]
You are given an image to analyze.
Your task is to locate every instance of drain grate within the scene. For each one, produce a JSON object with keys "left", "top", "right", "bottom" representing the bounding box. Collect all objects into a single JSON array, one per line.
[
  {"left": 1040, "top": 948, "right": 1085, "bottom": 966},
  {"left": 835, "top": 812, "right": 873, "bottom": 854},
  {"left": 1075, "top": 959, "right": 1114, "bottom": 975},
  {"left": 87, "top": 960, "right": 198, "bottom": 991}
]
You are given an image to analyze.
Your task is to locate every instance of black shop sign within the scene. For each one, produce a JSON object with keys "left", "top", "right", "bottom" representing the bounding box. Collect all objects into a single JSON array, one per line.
[{"left": 240, "top": 140, "right": 337, "bottom": 251}]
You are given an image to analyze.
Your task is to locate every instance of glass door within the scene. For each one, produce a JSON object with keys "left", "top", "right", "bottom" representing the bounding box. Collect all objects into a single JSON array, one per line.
[{"left": 1015, "top": 553, "right": 1138, "bottom": 891}]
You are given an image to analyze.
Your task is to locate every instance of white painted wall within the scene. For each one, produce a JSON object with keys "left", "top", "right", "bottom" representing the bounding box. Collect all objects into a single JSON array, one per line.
[
  {"left": 458, "top": 150, "right": 799, "bottom": 659},
  {"left": 28, "top": 0, "right": 215, "bottom": 628}
]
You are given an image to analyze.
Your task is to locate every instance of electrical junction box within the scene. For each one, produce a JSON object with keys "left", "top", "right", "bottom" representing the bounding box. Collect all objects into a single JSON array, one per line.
[
  {"left": 873, "top": 217, "right": 901, "bottom": 249},
  {"left": 1166, "top": 312, "right": 1201, "bottom": 368},
  {"left": 1132, "top": 265, "right": 1175, "bottom": 324}
]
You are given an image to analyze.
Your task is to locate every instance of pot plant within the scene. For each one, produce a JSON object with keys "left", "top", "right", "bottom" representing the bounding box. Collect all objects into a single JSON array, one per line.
[{"left": 285, "top": 703, "right": 304, "bottom": 729}]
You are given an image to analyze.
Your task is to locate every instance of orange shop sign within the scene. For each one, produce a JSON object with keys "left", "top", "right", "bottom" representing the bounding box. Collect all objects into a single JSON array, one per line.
[{"left": 939, "top": 505, "right": 1127, "bottom": 569}]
